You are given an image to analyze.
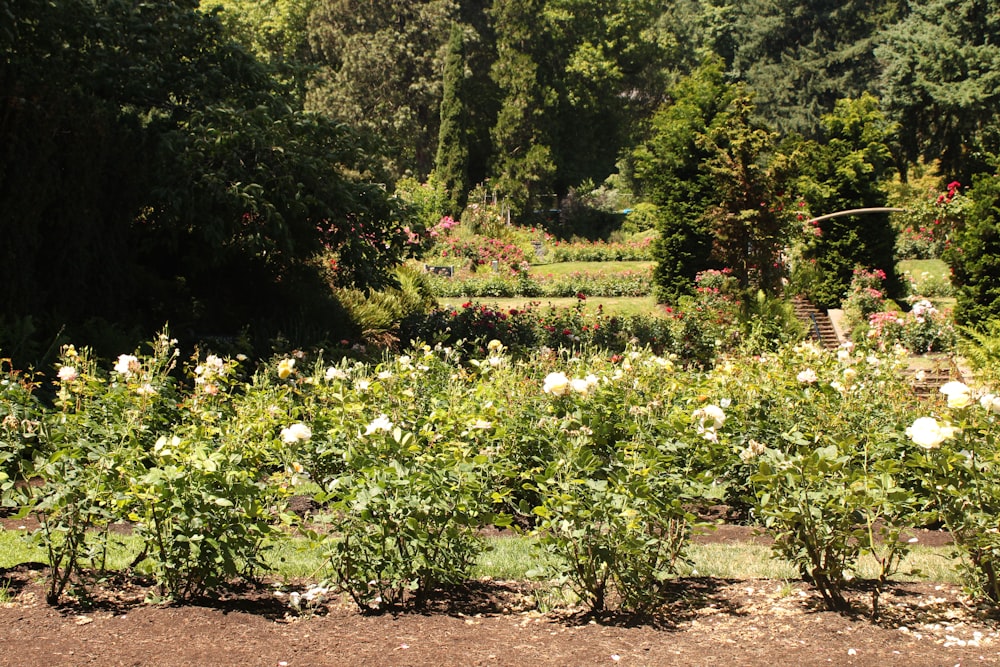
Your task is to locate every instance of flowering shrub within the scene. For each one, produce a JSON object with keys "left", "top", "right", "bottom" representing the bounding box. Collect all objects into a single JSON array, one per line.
[
  {"left": 433, "top": 235, "right": 529, "bottom": 272},
  {"left": 902, "top": 268, "right": 954, "bottom": 299},
  {"left": 842, "top": 266, "right": 889, "bottom": 333},
  {"left": 862, "top": 299, "right": 957, "bottom": 354},
  {"left": 548, "top": 237, "right": 653, "bottom": 262},
  {"left": 909, "top": 381, "right": 1000, "bottom": 602},
  {"left": 12, "top": 332, "right": 299, "bottom": 603},
  {"left": 894, "top": 181, "right": 970, "bottom": 260},
  {"left": 9, "top": 325, "right": 1000, "bottom": 617}
]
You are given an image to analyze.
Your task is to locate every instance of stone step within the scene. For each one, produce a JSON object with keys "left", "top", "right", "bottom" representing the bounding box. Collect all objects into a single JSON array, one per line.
[{"left": 791, "top": 297, "right": 840, "bottom": 349}]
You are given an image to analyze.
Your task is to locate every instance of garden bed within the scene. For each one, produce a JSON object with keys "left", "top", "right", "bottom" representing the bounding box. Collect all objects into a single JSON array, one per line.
[{"left": 1, "top": 550, "right": 997, "bottom": 666}]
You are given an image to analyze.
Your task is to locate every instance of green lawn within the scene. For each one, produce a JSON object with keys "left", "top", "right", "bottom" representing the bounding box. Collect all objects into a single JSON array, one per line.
[
  {"left": 528, "top": 260, "right": 653, "bottom": 277},
  {"left": 0, "top": 529, "right": 961, "bottom": 586},
  {"left": 440, "top": 295, "right": 664, "bottom": 318}
]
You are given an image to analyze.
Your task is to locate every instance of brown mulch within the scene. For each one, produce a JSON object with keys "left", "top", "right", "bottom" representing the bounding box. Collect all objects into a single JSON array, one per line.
[{"left": 2, "top": 517, "right": 997, "bottom": 666}]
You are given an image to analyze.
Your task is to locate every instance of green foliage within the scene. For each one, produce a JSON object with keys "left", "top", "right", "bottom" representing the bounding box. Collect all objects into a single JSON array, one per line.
[
  {"left": 909, "top": 388, "right": 1000, "bottom": 602},
  {"left": 529, "top": 433, "right": 698, "bottom": 613},
  {"left": 634, "top": 58, "right": 738, "bottom": 303},
  {"left": 727, "top": 0, "right": 903, "bottom": 137},
  {"left": 306, "top": 0, "right": 460, "bottom": 180},
  {"left": 944, "top": 172, "right": 1000, "bottom": 326},
  {"left": 0, "top": 361, "right": 43, "bottom": 503},
  {"left": 876, "top": 0, "right": 1000, "bottom": 181},
  {"left": 426, "top": 268, "right": 652, "bottom": 299},
  {"left": 1, "top": 0, "right": 408, "bottom": 361},
  {"left": 435, "top": 24, "right": 471, "bottom": 218},
  {"left": 958, "top": 318, "right": 1000, "bottom": 383},
  {"left": 699, "top": 96, "right": 795, "bottom": 294},
  {"left": 794, "top": 95, "right": 901, "bottom": 307},
  {"left": 753, "top": 443, "right": 914, "bottom": 615},
  {"left": 315, "top": 427, "right": 495, "bottom": 611},
  {"left": 334, "top": 265, "right": 437, "bottom": 347}
]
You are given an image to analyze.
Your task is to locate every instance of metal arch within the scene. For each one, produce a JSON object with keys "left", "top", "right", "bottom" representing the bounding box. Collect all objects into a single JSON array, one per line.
[{"left": 805, "top": 207, "right": 908, "bottom": 225}]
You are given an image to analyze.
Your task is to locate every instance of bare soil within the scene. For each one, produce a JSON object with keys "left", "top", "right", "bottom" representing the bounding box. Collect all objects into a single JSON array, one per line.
[{"left": 2, "top": 519, "right": 998, "bottom": 666}]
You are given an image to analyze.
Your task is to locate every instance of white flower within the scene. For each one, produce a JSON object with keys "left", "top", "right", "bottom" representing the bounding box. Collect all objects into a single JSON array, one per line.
[
  {"left": 57, "top": 366, "right": 78, "bottom": 383},
  {"left": 281, "top": 423, "right": 312, "bottom": 444},
  {"left": 136, "top": 383, "right": 157, "bottom": 396},
  {"left": 980, "top": 393, "right": 1000, "bottom": 414},
  {"left": 693, "top": 404, "right": 726, "bottom": 441},
  {"left": 739, "top": 439, "right": 766, "bottom": 463},
  {"left": 911, "top": 299, "right": 936, "bottom": 318},
  {"left": 837, "top": 349, "right": 851, "bottom": 363},
  {"left": 326, "top": 367, "right": 348, "bottom": 381},
  {"left": 906, "top": 417, "right": 957, "bottom": 449},
  {"left": 487, "top": 355, "right": 505, "bottom": 368},
  {"left": 114, "top": 354, "right": 139, "bottom": 378},
  {"left": 842, "top": 367, "right": 857, "bottom": 387},
  {"left": 796, "top": 368, "right": 818, "bottom": 384},
  {"left": 364, "top": 414, "right": 393, "bottom": 435},
  {"left": 356, "top": 379, "right": 371, "bottom": 391},
  {"left": 940, "top": 381, "right": 972, "bottom": 409},
  {"left": 471, "top": 419, "right": 493, "bottom": 430},
  {"left": 543, "top": 372, "right": 571, "bottom": 396},
  {"left": 277, "top": 358, "right": 295, "bottom": 379},
  {"left": 487, "top": 339, "right": 504, "bottom": 353},
  {"left": 397, "top": 355, "right": 412, "bottom": 368},
  {"left": 377, "top": 370, "right": 393, "bottom": 380},
  {"left": 584, "top": 373, "right": 599, "bottom": 387}
]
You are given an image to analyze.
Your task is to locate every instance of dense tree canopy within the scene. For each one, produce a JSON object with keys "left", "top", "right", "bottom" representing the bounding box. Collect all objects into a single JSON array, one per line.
[
  {"left": 7, "top": 0, "right": 1000, "bottom": 360},
  {"left": 876, "top": 0, "right": 1000, "bottom": 182},
  {"left": 1, "top": 0, "right": 406, "bottom": 358},
  {"left": 795, "top": 94, "right": 902, "bottom": 307}
]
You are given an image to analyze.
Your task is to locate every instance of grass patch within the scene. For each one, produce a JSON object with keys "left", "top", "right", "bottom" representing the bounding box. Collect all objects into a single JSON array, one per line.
[
  {"left": 444, "top": 296, "right": 663, "bottom": 318},
  {"left": 0, "top": 529, "right": 962, "bottom": 587},
  {"left": 898, "top": 258, "right": 949, "bottom": 282},
  {"left": 528, "top": 261, "right": 653, "bottom": 277}
]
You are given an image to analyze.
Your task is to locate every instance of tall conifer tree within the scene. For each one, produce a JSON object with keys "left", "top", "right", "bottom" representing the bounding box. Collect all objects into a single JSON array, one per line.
[{"left": 435, "top": 23, "right": 470, "bottom": 218}]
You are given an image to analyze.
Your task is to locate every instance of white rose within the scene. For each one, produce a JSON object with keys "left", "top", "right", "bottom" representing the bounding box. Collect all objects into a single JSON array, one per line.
[
  {"left": 364, "top": 414, "right": 393, "bottom": 435},
  {"left": 281, "top": 423, "right": 312, "bottom": 444},
  {"left": 57, "top": 366, "right": 78, "bottom": 383},
  {"left": 114, "top": 354, "right": 139, "bottom": 378},
  {"left": 543, "top": 372, "right": 570, "bottom": 396},
  {"left": 905, "top": 417, "right": 956, "bottom": 449},
  {"left": 796, "top": 368, "right": 818, "bottom": 384}
]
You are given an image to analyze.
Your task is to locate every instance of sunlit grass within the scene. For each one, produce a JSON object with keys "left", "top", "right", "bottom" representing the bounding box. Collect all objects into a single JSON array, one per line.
[
  {"left": 527, "top": 261, "right": 653, "bottom": 277},
  {"left": 448, "top": 296, "right": 664, "bottom": 318},
  {"left": 0, "top": 528, "right": 962, "bottom": 586},
  {"left": 898, "top": 258, "right": 949, "bottom": 283}
]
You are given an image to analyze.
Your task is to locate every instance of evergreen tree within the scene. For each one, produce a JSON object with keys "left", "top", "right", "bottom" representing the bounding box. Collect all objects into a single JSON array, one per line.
[
  {"left": 795, "top": 94, "right": 901, "bottom": 307},
  {"left": 435, "top": 23, "right": 470, "bottom": 218},
  {"left": 701, "top": 96, "right": 795, "bottom": 295},
  {"left": 487, "top": 0, "right": 557, "bottom": 214},
  {"left": 876, "top": 0, "right": 1000, "bottom": 182},
  {"left": 726, "top": 0, "right": 904, "bottom": 137},
  {"left": 945, "top": 171, "right": 1000, "bottom": 325},
  {"left": 306, "top": 0, "right": 459, "bottom": 180},
  {"left": 633, "top": 58, "right": 738, "bottom": 302}
]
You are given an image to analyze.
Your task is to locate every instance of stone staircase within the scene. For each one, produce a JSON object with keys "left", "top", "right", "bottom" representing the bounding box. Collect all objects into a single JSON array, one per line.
[
  {"left": 791, "top": 296, "right": 840, "bottom": 349},
  {"left": 905, "top": 358, "right": 967, "bottom": 398}
]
